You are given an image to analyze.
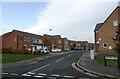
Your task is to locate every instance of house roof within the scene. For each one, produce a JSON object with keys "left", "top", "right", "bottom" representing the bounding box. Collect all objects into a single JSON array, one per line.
[
  {"left": 94, "top": 6, "right": 119, "bottom": 32},
  {"left": 78, "top": 41, "right": 88, "bottom": 44},
  {"left": 43, "top": 34, "right": 61, "bottom": 40},
  {"left": 52, "top": 35, "right": 61, "bottom": 40},
  {"left": 94, "top": 23, "right": 103, "bottom": 32},
  {"left": 12, "top": 29, "right": 42, "bottom": 38}
]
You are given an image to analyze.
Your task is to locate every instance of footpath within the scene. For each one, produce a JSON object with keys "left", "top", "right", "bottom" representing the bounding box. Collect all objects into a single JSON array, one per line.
[
  {"left": 2, "top": 51, "right": 70, "bottom": 68},
  {"left": 76, "top": 52, "right": 120, "bottom": 79}
]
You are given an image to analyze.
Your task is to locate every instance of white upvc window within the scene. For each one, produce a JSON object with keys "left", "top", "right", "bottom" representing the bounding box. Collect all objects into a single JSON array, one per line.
[
  {"left": 113, "top": 20, "right": 118, "bottom": 26},
  {"left": 38, "top": 39, "right": 42, "bottom": 43},
  {"left": 14, "top": 38, "right": 17, "bottom": 42},
  {"left": 28, "top": 37, "right": 30, "bottom": 42},
  {"left": 32, "top": 38, "right": 37, "bottom": 43},
  {"left": 24, "top": 37, "right": 27, "bottom": 41},
  {"left": 23, "top": 45, "right": 27, "bottom": 49},
  {"left": 103, "top": 43, "right": 108, "bottom": 48},
  {"left": 58, "top": 40, "right": 61, "bottom": 44}
]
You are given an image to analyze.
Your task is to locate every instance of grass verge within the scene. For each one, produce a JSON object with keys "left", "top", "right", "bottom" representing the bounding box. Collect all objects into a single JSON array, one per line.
[
  {"left": 95, "top": 55, "right": 118, "bottom": 68},
  {"left": 2, "top": 53, "right": 47, "bottom": 64}
]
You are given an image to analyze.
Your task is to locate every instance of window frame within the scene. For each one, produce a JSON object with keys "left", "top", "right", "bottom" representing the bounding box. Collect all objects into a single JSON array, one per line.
[
  {"left": 103, "top": 43, "right": 108, "bottom": 48},
  {"left": 113, "top": 20, "right": 118, "bottom": 26}
]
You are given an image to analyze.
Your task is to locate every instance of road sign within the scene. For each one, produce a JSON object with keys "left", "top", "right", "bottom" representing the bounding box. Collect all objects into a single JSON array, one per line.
[{"left": 105, "top": 56, "right": 118, "bottom": 60}]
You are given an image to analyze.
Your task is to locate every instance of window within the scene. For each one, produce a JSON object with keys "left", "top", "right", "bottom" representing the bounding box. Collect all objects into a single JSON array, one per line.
[
  {"left": 24, "top": 37, "right": 27, "bottom": 41},
  {"left": 23, "top": 45, "right": 27, "bottom": 49},
  {"left": 58, "top": 40, "right": 61, "bottom": 44},
  {"left": 28, "top": 37, "right": 30, "bottom": 42},
  {"left": 103, "top": 43, "right": 107, "bottom": 48},
  {"left": 113, "top": 20, "right": 118, "bottom": 26},
  {"left": 14, "top": 38, "right": 17, "bottom": 42},
  {"left": 32, "top": 38, "right": 37, "bottom": 43},
  {"left": 38, "top": 39, "right": 42, "bottom": 43}
]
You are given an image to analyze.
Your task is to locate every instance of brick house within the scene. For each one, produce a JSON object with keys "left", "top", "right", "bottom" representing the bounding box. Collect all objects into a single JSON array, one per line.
[
  {"left": 89, "top": 43, "right": 95, "bottom": 50},
  {"left": 69, "top": 40, "right": 89, "bottom": 50},
  {"left": 2, "top": 30, "right": 43, "bottom": 53},
  {"left": 77, "top": 41, "right": 89, "bottom": 50},
  {"left": 42, "top": 34, "right": 63, "bottom": 51},
  {"left": 62, "top": 38, "right": 70, "bottom": 51},
  {"left": 69, "top": 40, "right": 76, "bottom": 50},
  {"left": 94, "top": 6, "right": 120, "bottom": 54}
]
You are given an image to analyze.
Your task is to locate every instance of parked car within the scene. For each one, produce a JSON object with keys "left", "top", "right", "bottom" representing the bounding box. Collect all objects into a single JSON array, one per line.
[
  {"left": 40, "top": 48, "right": 49, "bottom": 54},
  {"left": 51, "top": 48, "right": 61, "bottom": 53}
]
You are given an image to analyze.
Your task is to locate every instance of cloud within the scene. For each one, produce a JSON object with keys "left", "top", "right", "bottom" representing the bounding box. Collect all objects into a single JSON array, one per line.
[{"left": 23, "top": 1, "right": 118, "bottom": 43}]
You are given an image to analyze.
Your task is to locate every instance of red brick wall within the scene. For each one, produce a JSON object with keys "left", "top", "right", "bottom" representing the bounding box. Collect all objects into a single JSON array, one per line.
[
  {"left": 2, "top": 31, "right": 25, "bottom": 53},
  {"left": 98, "top": 7, "right": 119, "bottom": 54}
]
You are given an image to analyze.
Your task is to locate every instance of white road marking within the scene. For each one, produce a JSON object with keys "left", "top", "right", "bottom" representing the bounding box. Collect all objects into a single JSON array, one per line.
[
  {"left": 55, "top": 58, "right": 64, "bottom": 62},
  {"left": 11, "top": 73, "right": 18, "bottom": 76},
  {"left": 34, "top": 75, "right": 44, "bottom": 78},
  {"left": 2, "top": 73, "right": 8, "bottom": 75},
  {"left": 27, "top": 64, "right": 50, "bottom": 73},
  {"left": 38, "top": 73, "right": 46, "bottom": 76},
  {"left": 67, "top": 55, "right": 71, "bottom": 57},
  {"left": 22, "top": 74, "right": 31, "bottom": 77},
  {"left": 51, "top": 74, "right": 60, "bottom": 77},
  {"left": 28, "top": 72, "right": 35, "bottom": 74},
  {"left": 48, "top": 77, "right": 57, "bottom": 79},
  {"left": 64, "top": 75, "right": 74, "bottom": 78}
]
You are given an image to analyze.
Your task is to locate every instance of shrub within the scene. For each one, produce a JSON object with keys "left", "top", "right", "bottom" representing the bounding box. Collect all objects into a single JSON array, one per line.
[{"left": 2, "top": 48, "right": 13, "bottom": 53}]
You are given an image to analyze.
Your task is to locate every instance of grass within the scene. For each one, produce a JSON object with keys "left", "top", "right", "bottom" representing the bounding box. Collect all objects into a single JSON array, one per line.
[
  {"left": 2, "top": 53, "right": 47, "bottom": 64},
  {"left": 95, "top": 55, "right": 118, "bottom": 68}
]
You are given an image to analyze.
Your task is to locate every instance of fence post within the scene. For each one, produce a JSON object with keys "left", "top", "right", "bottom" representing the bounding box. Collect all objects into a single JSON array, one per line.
[
  {"left": 118, "top": 56, "right": 120, "bottom": 69},
  {"left": 104, "top": 56, "right": 107, "bottom": 66}
]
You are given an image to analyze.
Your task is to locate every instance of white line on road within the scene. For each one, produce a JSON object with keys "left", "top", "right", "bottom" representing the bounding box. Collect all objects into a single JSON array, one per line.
[
  {"left": 22, "top": 74, "right": 31, "bottom": 77},
  {"left": 2, "top": 73, "right": 8, "bottom": 75},
  {"left": 34, "top": 75, "right": 44, "bottom": 78},
  {"left": 28, "top": 72, "right": 35, "bottom": 74},
  {"left": 38, "top": 73, "right": 46, "bottom": 76},
  {"left": 55, "top": 58, "right": 64, "bottom": 62},
  {"left": 11, "top": 73, "right": 18, "bottom": 76},
  {"left": 48, "top": 77, "right": 57, "bottom": 79},
  {"left": 51, "top": 74, "right": 60, "bottom": 77},
  {"left": 64, "top": 75, "right": 74, "bottom": 78},
  {"left": 28, "top": 64, "right": 50, "bottom": 73}
]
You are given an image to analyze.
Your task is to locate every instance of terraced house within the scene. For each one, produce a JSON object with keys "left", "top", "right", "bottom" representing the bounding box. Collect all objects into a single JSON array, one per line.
[
  {"left": 94, "top": 6, "right": 120, "bottom": 54},
  {"left": 62, "top": 38, "right": 70, "bottom": 51},
  {"left": 42, "top": 34, "right": 63, "bottom": 51},
  {"left": 2, "top": 30, "right": 43, "bottom": 53}
]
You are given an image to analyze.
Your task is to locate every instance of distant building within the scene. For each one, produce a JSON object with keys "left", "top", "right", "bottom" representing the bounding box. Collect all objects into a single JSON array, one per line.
[
  {"left": 69, "top": 40, "right": 89, "bottom": 50},
  {"left": 62, "top": 38, "right": 70, "bottom": 51},
  {"left": 42, "top": 34, "right": 63, "bottom": 51},
  {"left": 78, "top": 41, "right": 89, "bottom": 50},
  {"left": 89, "top": 43, "right": 95, "bottom": 50},
  {"left": 94, "top": 6, "right": 120, "bottom": 54},
  {"left": 69, "top": 40, "right": 76, "bottom": 50},
  {"left": 2, "top": 30, "right": 43, "bottom": 53}
]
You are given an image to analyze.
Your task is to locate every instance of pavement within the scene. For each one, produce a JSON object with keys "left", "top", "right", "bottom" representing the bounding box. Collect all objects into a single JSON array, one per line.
[
  {"left": 2, "top": 51, "right": 71, "bottom": 68},
  {"left": 75, "top": 52, "right": 120, "bottom": 79}
]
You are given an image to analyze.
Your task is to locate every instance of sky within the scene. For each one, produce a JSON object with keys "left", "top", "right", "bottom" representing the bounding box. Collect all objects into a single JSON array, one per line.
[{"left": 1, "top": 0, "right": 119, "bottom": 43}]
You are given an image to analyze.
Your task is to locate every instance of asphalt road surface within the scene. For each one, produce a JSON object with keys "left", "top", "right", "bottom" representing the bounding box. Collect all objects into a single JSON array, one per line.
[{"left": 2, "top": 51, "right": 95, "bottom": 79}]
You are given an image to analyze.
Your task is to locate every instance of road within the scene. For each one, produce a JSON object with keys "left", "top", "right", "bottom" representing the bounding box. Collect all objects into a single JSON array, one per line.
[{"left": 2, "top": 51, "right": 95, "bottom": 79}]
